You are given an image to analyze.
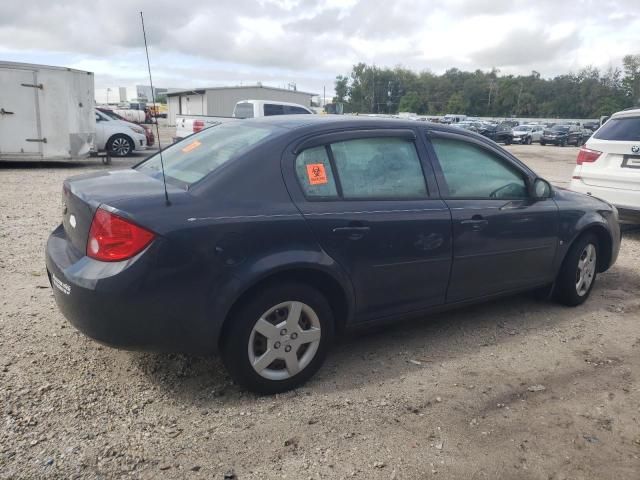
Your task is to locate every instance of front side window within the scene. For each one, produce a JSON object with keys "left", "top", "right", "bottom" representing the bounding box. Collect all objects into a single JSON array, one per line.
[
  {"left": 431, "top": 138, "right": 527, "bottom": 199},
  {"left": 285, "top": 106, "right": 311, "bottom": 115},
  {"left": 264, "top": 104, "right": 285, "bottom": 116},
  {"left": 330, "top": 138, "right": 427, "bottom": 199}
]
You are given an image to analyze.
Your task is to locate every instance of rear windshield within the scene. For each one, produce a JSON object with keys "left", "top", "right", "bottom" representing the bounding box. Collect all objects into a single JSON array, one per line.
[
  {"left": 136, "top": 122, "right": 276, "bottom": 187},
  {"left": 551, "top": 126, "right": 569, "bottom": 132},
  {"left": 594, "top": 117, "right": 640, "bottom": 141},
  {"left": 233, "top": 103, "right": 254, "bottom": 118}
]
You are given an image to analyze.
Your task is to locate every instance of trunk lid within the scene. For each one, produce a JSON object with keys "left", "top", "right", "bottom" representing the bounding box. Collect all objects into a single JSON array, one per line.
[{"left": 61, "top": 169, "right": 183, "bottom": 253}]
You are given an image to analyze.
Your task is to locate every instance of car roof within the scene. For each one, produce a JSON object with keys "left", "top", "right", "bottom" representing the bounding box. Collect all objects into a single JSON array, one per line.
[
  {"left": 611, "top": 108, "right": 640, "bottom": 119},
  {"left": 244, "top": 114, "right": 474, "bottom": 135}
]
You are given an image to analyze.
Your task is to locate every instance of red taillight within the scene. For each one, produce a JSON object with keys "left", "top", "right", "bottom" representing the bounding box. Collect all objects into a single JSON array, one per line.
[
  {"left": 193, "top": 120, "right": 205, "bottom": 133},
  {"left": 576, "top": 147, "right": 602, "bottom": 165},
  {"left": 87, "top": 208, "right": 155, "bottom": 262}
]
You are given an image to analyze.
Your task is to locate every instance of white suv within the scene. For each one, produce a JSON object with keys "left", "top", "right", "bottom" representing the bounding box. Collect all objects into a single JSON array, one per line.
[{"left": 569, "top": 108, "right": 640, "bottom": 224}]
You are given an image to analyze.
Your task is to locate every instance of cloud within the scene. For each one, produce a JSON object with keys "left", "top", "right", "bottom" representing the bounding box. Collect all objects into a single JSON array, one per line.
[
  {"left": 471, "top": 27, "right": 582, "bottom": 67},
  {"left": 0, "top": 0, "right": 639, "bottom": 96}
]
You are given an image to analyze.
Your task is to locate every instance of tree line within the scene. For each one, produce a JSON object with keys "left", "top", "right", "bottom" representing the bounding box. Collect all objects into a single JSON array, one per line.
[{"left": 332, "top": 54, "right": 640, "bottom": 118}]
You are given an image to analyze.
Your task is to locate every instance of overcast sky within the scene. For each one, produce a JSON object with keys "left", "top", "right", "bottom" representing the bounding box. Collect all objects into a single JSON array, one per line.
[{"left": 1, "top": 0, "right": 639, "bottom": 102}]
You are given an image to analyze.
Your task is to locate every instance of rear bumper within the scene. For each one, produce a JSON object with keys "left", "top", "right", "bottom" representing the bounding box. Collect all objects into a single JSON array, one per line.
[
  {"left": 45, "top": 224, "right": 217, "bottom": 354},
  {"left": 569, "top": 179, "right": 640, "bottom": 224}
]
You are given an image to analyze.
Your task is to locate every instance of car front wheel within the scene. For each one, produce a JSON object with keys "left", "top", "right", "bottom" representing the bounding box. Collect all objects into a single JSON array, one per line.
[
  {"left": 554, "top": 233, "right": 599, "bottom": 306},
  {"left": 107, "top": 134, "right": 134, "bottom": 157},
  {"left": 221, "top": 283, "right": 334, "bottom": 394}
]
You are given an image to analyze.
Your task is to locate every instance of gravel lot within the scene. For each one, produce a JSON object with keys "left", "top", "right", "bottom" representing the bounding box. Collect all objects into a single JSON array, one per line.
[{"left": 1, "top": 137, "right": 639, "bottom": 479}]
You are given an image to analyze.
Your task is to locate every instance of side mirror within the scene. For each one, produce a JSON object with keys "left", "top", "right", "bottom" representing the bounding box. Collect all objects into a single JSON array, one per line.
[{"left": 532, "top": 178, "right": 552, "bottom": 199}]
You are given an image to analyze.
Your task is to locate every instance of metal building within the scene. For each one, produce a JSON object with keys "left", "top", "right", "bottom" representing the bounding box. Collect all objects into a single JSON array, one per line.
[{"left": 166, "top": 85, "right": 317, "bottom": 125}]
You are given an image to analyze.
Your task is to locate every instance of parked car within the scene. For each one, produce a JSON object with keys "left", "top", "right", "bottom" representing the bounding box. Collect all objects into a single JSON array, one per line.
[
  {"left": 46, "top": 116, "right": 620, "bottom": 394},
  {"left": 97, "top": 108, "right": 154, "bottom": 148},
  {"left": 478, "top": 122, "right": 514, "bottom": 144},
  {"left": 512, "top": 125, "right": 544, "bottom": 144},
  {"left": 569, "top": 107, "right": 640, "bottom": 223},
  {"left": 583, "top": 121, "right": 600, "bottom": 132},
  {"left": 94, "top": 108, "right": 148, "bottom": 157},
  {"left": 233, "top": 100, "right": 313, "bottom": 119},
  {"left": 540, "top": 125, "right": 584, "bottom": 146},
  {"left": 174, "top": 100, "right": 312, "bottom": 141}
]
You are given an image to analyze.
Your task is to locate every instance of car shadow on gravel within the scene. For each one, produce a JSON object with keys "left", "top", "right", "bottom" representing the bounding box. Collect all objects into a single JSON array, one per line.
[{"left": 127, "top": 234, "right": 640, "bottom": 401}]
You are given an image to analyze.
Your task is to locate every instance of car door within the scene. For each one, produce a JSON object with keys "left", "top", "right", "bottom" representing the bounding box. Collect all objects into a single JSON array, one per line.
[
  {"left": 426, "top": 130, "right": 559, "bottom": 303},
  {"left": 283, "top": 129, "right": 452, "bottom": 322}
]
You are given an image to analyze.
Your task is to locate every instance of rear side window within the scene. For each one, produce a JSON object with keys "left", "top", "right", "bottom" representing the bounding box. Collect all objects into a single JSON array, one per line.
[
  {"left": 432, "top": 138, "right": 527, "bottom": 199},
  {"left": 137, "top": 123, "right": 276, "bottom": 187},
  {"left": 331, "top": 138, "right": 427, "bottom": 199},
  {"left": 233, "top": 103, "right": 254, "bottom": 118},
  {"left": 264, "top": 104, "right": 285, "bottom": 116},
  {"left": 295, "top": 146, "right": 338, "bottom": 198},
  {"left": 594, "top": 117, "right": 640, "bottom": 141}
]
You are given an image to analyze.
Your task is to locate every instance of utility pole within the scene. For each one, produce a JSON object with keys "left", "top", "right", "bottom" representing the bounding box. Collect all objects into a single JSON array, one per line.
[
  {"left": 515, "top": 83, "right": 524, "bottom": 116},
  {"left": 323, "top": 85, "right": 326, "bottom": 108}
]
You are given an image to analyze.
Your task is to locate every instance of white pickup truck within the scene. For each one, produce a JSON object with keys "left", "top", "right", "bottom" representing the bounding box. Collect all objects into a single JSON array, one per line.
[{"left": 174, "top": 99, "right": 313, "bottom": 141}]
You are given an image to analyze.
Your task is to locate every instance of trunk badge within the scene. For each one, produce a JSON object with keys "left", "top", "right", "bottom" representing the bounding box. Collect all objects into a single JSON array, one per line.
[
  {"left": 632, "top": 145, "right": 639, "bottom": 153},
  {"left": 69, "top": 214, "right": 77, "bottom": 229}
]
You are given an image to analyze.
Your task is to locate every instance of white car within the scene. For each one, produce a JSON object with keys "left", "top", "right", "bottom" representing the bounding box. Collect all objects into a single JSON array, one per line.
[
  {"left": 94, "top": 109, "right": 148, "bottom": 157},
  {"left": 512, "top": 125, "right": 544, "bottom": 144},
  {"left": 569, "top": 108, "right": 640, "bottom": 223}
]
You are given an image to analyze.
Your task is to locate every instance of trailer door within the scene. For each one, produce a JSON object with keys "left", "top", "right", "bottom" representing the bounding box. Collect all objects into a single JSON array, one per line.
[{"left": 0, "top": 68, "right": 41, "bottom": 156}]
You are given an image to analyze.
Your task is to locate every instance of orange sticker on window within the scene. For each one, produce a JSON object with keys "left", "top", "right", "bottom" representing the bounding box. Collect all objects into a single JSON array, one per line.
[
  {"left": 306, "top": 163, "right": 328, "bottom": 185},
  {"left": 181, "top": 140, "right": 201, "bottom": 153}
]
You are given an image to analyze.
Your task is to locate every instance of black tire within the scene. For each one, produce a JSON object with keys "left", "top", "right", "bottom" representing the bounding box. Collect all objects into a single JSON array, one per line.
[
  {"left": 221, "top": 283, "right": 334, "bottom": 394},
  {"left": 526, "top": 136, "right": 532, "bottom": 145},
  {"left": 541, "top": 141, "right": 546, "bottom": 146},
  {"left": 504, "top": 138, "right": 512, "bottom": 145},
  {"left": 554, "top": 233, "right": 599, "bottom": 306},
  {"left": 107, "top": 134, "right": 134, "bottom": 157},
  {"left": 560, "top": 139, "right": 566, "bottom": 147}
]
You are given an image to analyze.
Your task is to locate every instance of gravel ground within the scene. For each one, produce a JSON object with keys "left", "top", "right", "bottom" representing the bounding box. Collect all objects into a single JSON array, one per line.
[{"left": 1, "top": 139, "right": 639, "bottom": 479}]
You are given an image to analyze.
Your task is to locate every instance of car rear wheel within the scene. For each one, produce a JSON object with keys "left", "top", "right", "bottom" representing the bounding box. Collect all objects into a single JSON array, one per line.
[
  {"left": 541, "top": 141, "right": 546, "bottom": 146},
  {"left": 554, "top": 233, "right": 599, "bottom": 306},
  {"left": 107, "top": 134, "right": 134, "bottom": 157},
  {"left": 221, "top": 283, "right": 334, "bottom": 394}
]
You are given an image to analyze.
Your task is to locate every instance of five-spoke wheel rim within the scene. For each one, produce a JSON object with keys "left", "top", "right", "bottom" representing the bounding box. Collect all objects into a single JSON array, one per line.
[
  {"left": 576, "top": 243, "right": 597, "bottom": 296},
  {"left": 248, "top": 301, "right": 321, "bottom": 380},
  {"left": 111, "top": 137, "right": 131, "bottom": 156}
]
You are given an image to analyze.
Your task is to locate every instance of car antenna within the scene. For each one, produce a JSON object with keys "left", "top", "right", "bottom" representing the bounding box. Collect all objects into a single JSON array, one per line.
[{"left": 140, "top": 11, "right": 170, "bottom": 206}]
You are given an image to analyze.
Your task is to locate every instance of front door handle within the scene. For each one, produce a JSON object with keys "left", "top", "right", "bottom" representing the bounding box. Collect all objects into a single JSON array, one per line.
[
  {"left": 332, "top": 225, "right": 371, "bottom": 240},
  {"left": 461, "top": 215, "right": 488, "bottom": 231}
]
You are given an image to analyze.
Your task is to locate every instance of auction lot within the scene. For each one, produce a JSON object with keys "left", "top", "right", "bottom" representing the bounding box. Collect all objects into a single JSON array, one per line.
[{"left": 1, "top": 138, "right": 639, "bottom": 479}]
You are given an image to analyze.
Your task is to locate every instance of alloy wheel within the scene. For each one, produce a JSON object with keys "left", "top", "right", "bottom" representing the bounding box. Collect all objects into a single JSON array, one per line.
[
  {"left": 111, "top": 137, "right": 131, "bottom": 156},
  {"left": 248, "top": 301, "right": 322, "bottom": 380},
  {"left": 575, "top": 244, "right": 597, "bottom": 296}
]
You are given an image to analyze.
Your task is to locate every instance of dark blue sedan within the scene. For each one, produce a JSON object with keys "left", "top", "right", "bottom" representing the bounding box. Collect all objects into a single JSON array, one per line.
[{"left": 46, "top": 116, "right": 621, "bottom": 393}]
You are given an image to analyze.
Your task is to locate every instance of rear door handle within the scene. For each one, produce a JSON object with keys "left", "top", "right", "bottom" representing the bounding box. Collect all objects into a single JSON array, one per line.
[{"left": 332, "top": 225, "right": 371, "bottom": 240}]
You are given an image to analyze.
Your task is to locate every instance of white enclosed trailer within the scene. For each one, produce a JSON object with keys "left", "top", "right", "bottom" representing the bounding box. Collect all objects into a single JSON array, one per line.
[{"left": 0, "top": 61, "right": 95, "bottom": 161}]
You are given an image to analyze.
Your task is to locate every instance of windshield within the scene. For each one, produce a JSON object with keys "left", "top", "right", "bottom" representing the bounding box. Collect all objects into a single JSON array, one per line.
[
  {"left": 99, "top": 109, "right": 125, "bottom": 121},
  {"left": 514, "top": 126, "right": 531, "bottom": 132},
  {"left": 594, "top": 117, "right": 640, "bottom": 141},
  {"left": 551, "top": 126, "right": 569, "bottom": 132},
  {"left": 137, "top": 122, "right": 277, "bottom": 187}
]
